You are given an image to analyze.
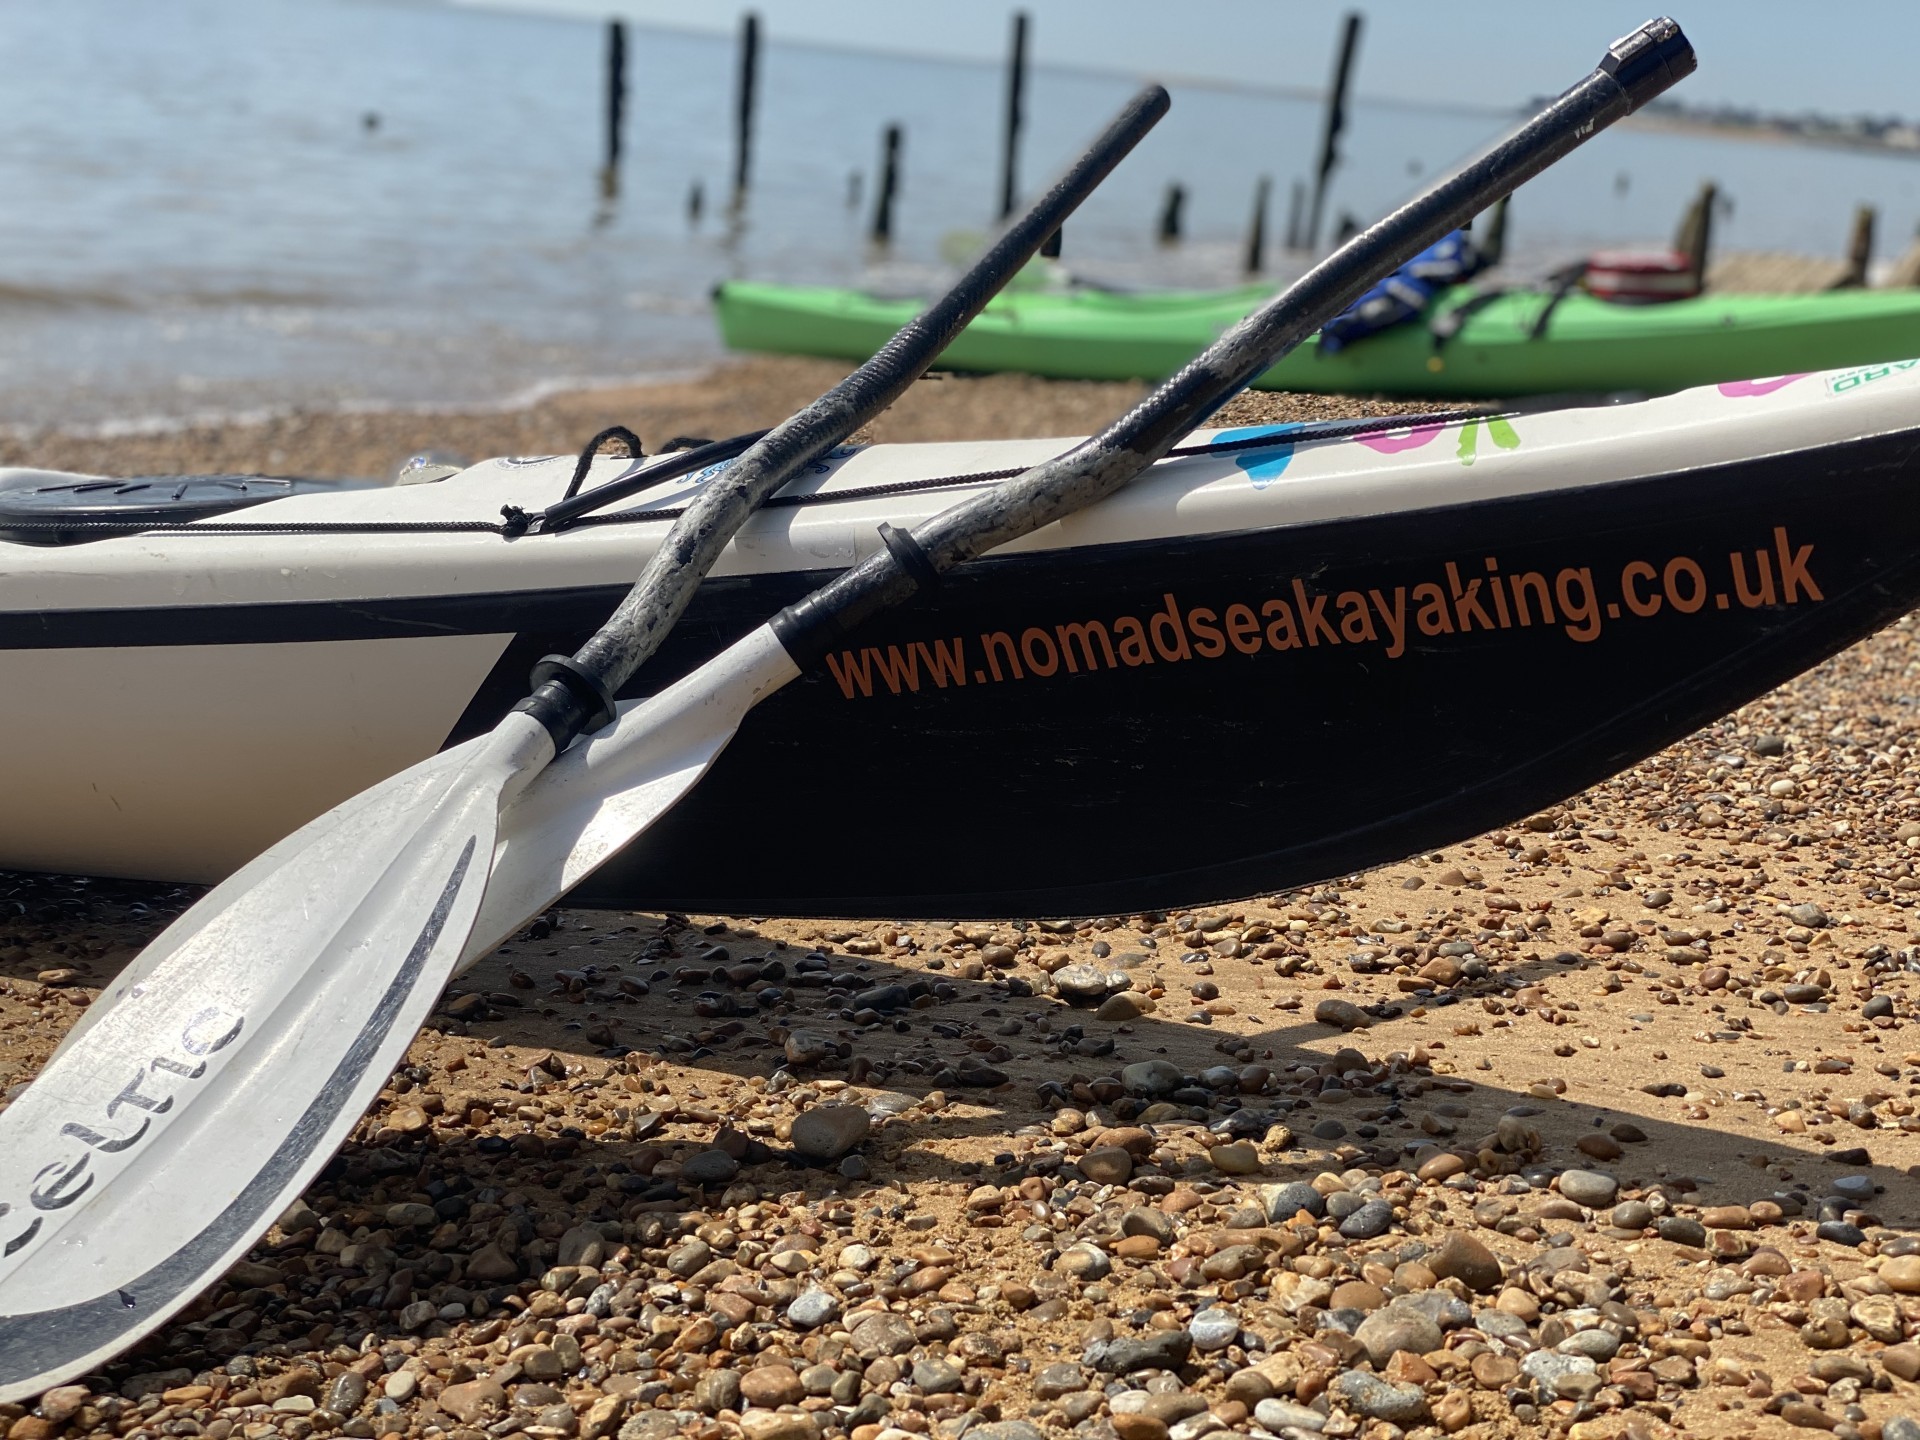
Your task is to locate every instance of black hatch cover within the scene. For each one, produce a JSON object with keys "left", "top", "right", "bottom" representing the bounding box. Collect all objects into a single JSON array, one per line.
[{"left": 0, "top": 472, "right": 372, "bottom": 545}]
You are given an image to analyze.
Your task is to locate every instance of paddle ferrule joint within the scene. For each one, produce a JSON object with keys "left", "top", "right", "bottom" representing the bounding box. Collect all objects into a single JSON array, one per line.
[
  {"left": 770, "top": 539, "right": 926, "bottom": 673},
  {"left": 513, "top": 654, "right": 618, "bottom": 751},
  {"left": 876, "top": 522, "right": 940, "bottom": 592}
]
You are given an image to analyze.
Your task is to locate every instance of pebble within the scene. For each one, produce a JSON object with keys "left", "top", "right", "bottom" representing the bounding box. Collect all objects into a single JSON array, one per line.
[
  {"left": 1189, "top": 1306, "right": 1241, "bottom": 1351},
  {"left": 1313, "top": 998, "right": 1371, "bottom": 1031},
  {"left": 1264, "top": 1181, "right": 1327, "bottom": 1221},
  {"left": 1331, "top": 1371, "right": 1429, "bottom": 1425},
  {"left": 785, "top": 1286, "right": 840, "bottom": 1329},
  {"left": 1090, "top": 1331, "right": 1193, "bottom": 1375},
  {"left": 1255, "top": 1399, "right": 1328, "bottom": 1433},
  {"left": 790, "top": 1104, "right": 869, "bottom": 1162},
  {"left": 1121, "top": 1059, "right": 1183, "bottom": 1096},
  {"left": 1337, "top": 1198, "right": 1395, "bottom": 1239},
  {"left": 1078, "top": 1146, "right": 1134, "bottom": 1185},
  {"left": 1557, "top": 1168, "right": 1618, "bottom": 1208},
  {"left": 1355, "top": 1306, "right": 1443, "bottom": 1366},
  {"left": 681, "top": 1148, "right": 740, "bottom": 1184}
]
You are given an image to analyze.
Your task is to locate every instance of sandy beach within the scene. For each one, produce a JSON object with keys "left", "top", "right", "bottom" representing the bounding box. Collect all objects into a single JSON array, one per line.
[{"left": 5, "top": 362, "right": 1920, "bottom": 1440}]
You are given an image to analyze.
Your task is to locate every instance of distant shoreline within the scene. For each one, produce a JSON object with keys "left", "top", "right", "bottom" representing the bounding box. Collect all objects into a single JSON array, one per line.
[{"left": 1623, "top": 110, "right": 1920, "bottom": 161}]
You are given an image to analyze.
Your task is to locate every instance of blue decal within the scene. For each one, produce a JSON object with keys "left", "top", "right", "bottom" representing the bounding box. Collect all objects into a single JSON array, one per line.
[{"left": 1215, "top": 424, "right": 1303, "bottom": 489}]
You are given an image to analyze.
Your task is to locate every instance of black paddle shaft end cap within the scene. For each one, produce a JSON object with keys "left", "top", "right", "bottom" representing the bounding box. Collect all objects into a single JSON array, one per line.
[
  {"left": 1600, "top": 18, "right": 1695, "bottom": 112},
  {"left": 514, "top": 654, "right": 619, "bottom": 751}
]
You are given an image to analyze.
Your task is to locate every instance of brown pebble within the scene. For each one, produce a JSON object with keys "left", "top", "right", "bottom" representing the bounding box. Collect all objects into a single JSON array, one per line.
[
  {"left": 1472, "top": 1353, "right": 1521, "bottom": 1388},
  {"left": 1576, "top": 1134, "right": 1624, "bottom": 1161},
  {"left": 740, "top": 1365, "right": 805, "bottom": 1409}
]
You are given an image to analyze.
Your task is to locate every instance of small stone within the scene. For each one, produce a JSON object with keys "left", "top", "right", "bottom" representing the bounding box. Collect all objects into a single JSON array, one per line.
[
  {"left": 739, "top": 1413, "right": 819, "bottom": 1440},
  {"left": 1880, "top": 1346, "right": 1920, "bottom": 1382},
  {"left": 1521, "top": 1352, "right": 1597, "bottom": 1395},
  {"left": 1208, "top": 1142, "right": 1261, "bottom": 1175},
  {"left": 1058, "top": 1243, "right": 1112, "bottom": 1281},
  {"left": 513, "top": 1344, "right": 565, "bottom": 1380},
  {"left": 784, "top": 1029, "right": 831, "bottom": 1066},
  {"left": 37, "top": 1388, "right": 90, "bottom": 1425},
  {"left": 1078, "top": 1146, "right": 1134, "bottom": 1185},
  {"left": 1091, "top": 1331, "right": 1192, "bottom": 1375},
  {"left": 1338, "top": 1198, "right": 1395, "bottom": 1240},
  {"left": 786, "top": 1287, "right": 840, "bottom": 1330},
  {"left": 912, "top": 1358, "right": 964, "bottom": 1395},
  {"left": 1189, "top": 1307, "right": 1240, "bottom": 1352},
  {"left": 1429, "top": 1232, "right": 1503, "bottom": 1293},
  {"left": 740, "top": 1364, "right": 805, "bottom": 1408},
  {"left": 326, "top": 1372, "right": 368, "bottom": 1415},
  {"left": 694, "top": 1371, "right": 742, "bottom": 1414},
  {"left": 791, "top": 1105, "right": 869, "bottom": 1162},
  {"left": 850, "top": 1311, "right": 917, "bottom": 1359},
  {"left": 1557, "top": 1169, "right": 1618, "bottom": 1208},
  {"left": 1610, "top": 1200, "right": 1654, "bottom": 1231},
  {"left": 438, "top": 1380, "right": 506, "bottom": 1424},
  {"left": 1656, "top": 1216, "right": 1708, "bottom": 1247},
  {"left": 1314, "top": 999, "right": 1371, "bottom": 1031},
  {"left": 682, "top": 1148, "right": 740, "bottom": 1185},
  {"left": 1098, "top": 992, "right": 1154, "bottom": 1021},
  {"left": 1330, "top": 1371, "right": 1428, "bottom": 1425},
  {"left": 1817, "top": 1220, "right": 1867, "bottom": 1248},
  {"left": 1355, "top": 1307, "right": 1443, "bottom": 1367},
  {"left": 1255, "top": 1399, "right": 1328, "bottom": 1434},
  {"left": 1121, "top": 1060, "right": 1184, "bottom": 1097},
  {"left": 1033, "top": 1362, "right": 1087, "bottom": 1400},
  {"left": 1264, "top": 1180, "right": 1327, "bottom": 1221},
  {"left": 1779, "top": 1402, "right": 1838, "bottom": 1431},
  {"left": 1054, "top": 963, "right": 1117, "bottom": 1002}
]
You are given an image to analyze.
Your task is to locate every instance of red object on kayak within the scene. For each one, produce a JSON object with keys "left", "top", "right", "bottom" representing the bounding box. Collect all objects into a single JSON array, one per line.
[{"left": 1583, "top": 249, "right": 1702, "bottom": 302}]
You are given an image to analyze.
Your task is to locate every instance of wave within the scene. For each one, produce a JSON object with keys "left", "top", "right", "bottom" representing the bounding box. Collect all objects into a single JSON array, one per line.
[{"left": 0, "top": 364, "right": 714, "bottom": 444}]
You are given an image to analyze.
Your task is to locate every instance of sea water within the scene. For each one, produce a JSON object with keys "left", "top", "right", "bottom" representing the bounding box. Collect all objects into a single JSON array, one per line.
[{"left": 1, "top": 0, "right": 1917, "bottom": 430}]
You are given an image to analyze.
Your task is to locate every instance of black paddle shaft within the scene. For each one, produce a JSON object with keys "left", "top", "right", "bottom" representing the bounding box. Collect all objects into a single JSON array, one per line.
[
  {"left": 517, "top": 85, "right": 1171, "bottom": 750},
  {"left": 770, "top": 18, "right": 1695, "bottom": 667}
]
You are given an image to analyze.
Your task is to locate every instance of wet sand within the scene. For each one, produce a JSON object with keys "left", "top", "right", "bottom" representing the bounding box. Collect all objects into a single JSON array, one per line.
[{"left": 3, "top": 361, "right": 1919, "bottom": 1440}]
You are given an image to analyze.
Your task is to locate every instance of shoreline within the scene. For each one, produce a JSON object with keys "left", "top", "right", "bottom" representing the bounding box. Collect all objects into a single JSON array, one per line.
[{"left": 0, "top": 357, "right": 1440, "bottom": 482}]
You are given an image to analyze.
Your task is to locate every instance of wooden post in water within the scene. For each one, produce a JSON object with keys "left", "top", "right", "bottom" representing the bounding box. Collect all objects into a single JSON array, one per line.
[
  {"left": 1842, "top": 204, "right": 1876, "bottom": 287},
  {"left": 1157, "top": 183, "right": 1185, "bottom": 245},
  {"left": 1477, "top": 193, "right": 1510, "bottom": 267},
  {"left": 871, "top": 124, "right": 903, "bottom": 246},
  {"left": 1304, "top": 12, "right": 1362, "bottom": 253},
  {"left": 1673, "top": 181, "right": 1716, "bottom": 288},
  {"left": 599, "top": 19, "right": 626, "bottom": 199},
  {"left": 1244, "top": 175, "right": 1272, "bottom": 275},
  {"left": 1285, "top": 179, "right": 1305, "bottom": 251},
  {"left": 730, "top": 12, "right": 761, "bottom": 216},
  {"left": 998, "top": 11, "right": 1029, "bottom": 221}
]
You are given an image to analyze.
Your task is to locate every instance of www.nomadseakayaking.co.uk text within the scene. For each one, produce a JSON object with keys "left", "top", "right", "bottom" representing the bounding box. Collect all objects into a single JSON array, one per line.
[{"left": 822, "top": 526, "right": 1821, "bottom": 701}]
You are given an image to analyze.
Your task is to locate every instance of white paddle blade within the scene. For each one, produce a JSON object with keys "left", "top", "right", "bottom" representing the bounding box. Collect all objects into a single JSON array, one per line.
[
  {"left": 0, "top": 715, "right": 551, "bottom": 1402},
  {"left": 466, "top": 624, "right": 802, "bottom": 962}
]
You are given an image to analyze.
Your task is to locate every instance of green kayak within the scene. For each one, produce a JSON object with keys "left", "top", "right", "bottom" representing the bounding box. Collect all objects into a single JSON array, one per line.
[{"left": 714, "top": 277, "right": 1920, "bottom": 398}]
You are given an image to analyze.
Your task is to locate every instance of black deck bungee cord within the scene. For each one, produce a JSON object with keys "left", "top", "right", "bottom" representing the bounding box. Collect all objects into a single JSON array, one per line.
[{"left": 0, "top": 406, "right": 1500, "bottom": 542}]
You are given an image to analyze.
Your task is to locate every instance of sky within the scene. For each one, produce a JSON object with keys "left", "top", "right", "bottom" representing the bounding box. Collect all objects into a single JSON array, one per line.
[{"left": 448, "top": 0, "right": 1920, "bottom": 119}]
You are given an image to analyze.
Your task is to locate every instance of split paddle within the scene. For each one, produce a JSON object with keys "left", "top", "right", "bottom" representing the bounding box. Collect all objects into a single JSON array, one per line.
[
  {"left": 457, "top": 18, "right": 1697, "bottom": 966},
  {"left": 0, "top": 18, "right": 1694, "bottom": 1397},
  {"left": 0, "top": 88, "right": 1172, "bottom": 1398}
]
